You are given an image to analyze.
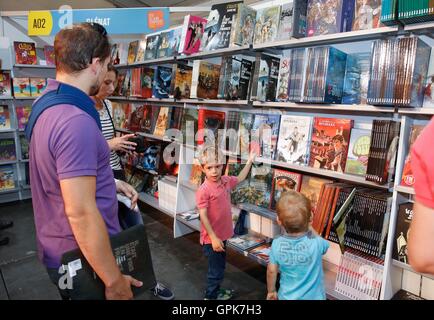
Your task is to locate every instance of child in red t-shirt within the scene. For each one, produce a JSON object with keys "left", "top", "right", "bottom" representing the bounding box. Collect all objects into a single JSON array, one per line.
[{"left": 196, "top": 146, "right": 256, "bottom": 300}]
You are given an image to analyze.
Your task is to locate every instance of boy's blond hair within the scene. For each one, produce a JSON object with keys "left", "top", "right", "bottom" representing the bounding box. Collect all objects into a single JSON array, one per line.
[
  {"left": 198, "top": 145, "right": 225, "bottom": 166},
  {"left": 276, "top": 190, "right": 312, "bottom": 234}
]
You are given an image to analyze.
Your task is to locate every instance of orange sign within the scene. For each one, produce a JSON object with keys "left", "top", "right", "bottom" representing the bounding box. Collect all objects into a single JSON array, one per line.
[{"left": 148, "top": 10, "right": 165, "bottom": 30}]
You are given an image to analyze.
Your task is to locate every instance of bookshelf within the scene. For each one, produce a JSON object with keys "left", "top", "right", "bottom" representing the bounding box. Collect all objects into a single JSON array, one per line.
[
  {"left": 13, "top": 64, "right": 56, "bottom": 69},
  {"left": 395, "top": 185, "right": 415, "bottom": 195}
]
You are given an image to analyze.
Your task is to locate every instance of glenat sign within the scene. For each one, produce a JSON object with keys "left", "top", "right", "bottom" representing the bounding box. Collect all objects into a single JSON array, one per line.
[{"left": 28, "top": 7, "right": 170, "bottom": 36}]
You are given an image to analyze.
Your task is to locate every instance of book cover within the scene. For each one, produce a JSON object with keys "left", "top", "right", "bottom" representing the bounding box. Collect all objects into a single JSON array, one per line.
[
  {"left": 113, "top": 70, "right": 126, "bottom": 96},
  {"left": 111, "top": 102, "right": 125, "bottom": 129},
  {"left": 352, "top": 0, "right": 382, "bottom": 31},
  {"left": 153, "top": 107, "right": 170, "bottom": 137},
  {"left": 130, "top": 68, "right": 142, "bottom": 97},
  {"left": 342, "top": 52, "right": 372, "bottom": 104},
  {"left": 181, "top": 108, "right": 198, "bottom": 145},
  {"left": 0, "top": 165, "right": 15, "bottom": 190},
  {"left": 276, "top": 55, "right": 291, "bottom": 102},
  {"left": 140, "top": 105, "right": 159, "bottom": 134},
  {"left": 127, "top": 105, "right": 145, "bottom": 132},
  {"left": 218, "top": 56, "right": 242, "bottom": 100},
  {"left": 157, "top": 30, "right": 172, "bottom": 58},
  {"left": 239, "top": 112, "right": 255, "bottom": 158},
  {"left": 401, "top": 124, "right": 425, "bottom": 187},
  {"left": 171, "top": 64, "right": 193, "bottom": 99},
  {"left": 309, "top": 117, "right": 353, "bottom": 172},
  {"left": 168, "top": 106, "right": 183, "bottom": 130},
  {"left": 423, "top": 49, "right": 434, "bottom": 108},
  {"left": 0, "top": 72, "right": 12, "bottom": 97},
  {"left": 0, "top": 138, "right": 16, "bottom": 161},
  {"left": 189, "top": 163, "right": 204, "bottom": 186},
  {"left": 13, "top": 78, "right": 31, "bottom": 98},
  {"left": 141, "top": 141, "right": 162, "bottom": 172},
  {"left": 239, "top": 58, "right": 253, "bottom": 100},
  {"left": 253, "top": 6, "right": 281, "bottom": 45},
  {"left": 270, "top": 169, "right": 302, "bottom": 210},
  {"left": 170, "top": 26, "right": 183, "bottom": 55},
  {"left": 0, "top": 105, "right": 11, "bottom": 131},
  {"left": 14, "top": 42, "right": 37, "bottom": 65},
  {"left": 251, "top": 114, "right": 281, "bottom": 159},
  {"left": 145, "top": 34, "right": 160, "bottom": 60},
  {"left": 60, "top": 224, "right": 156, "bottom": 300},
  {"left": 323, "top": 47, "right": 347, "bottom": 104},
  {"left": 277, "top": 0, "right": 309, "bottom": 40},
  {"left": 392, "top": 202, "right": 413, "bottom": 264},
  {"left": 20, "top": 136, "right": 29, "bottom": 160},
  {"left": 197, "top": 109, "right": 226, "bottom": 146},
  {"left": 256, "top": 58, "right": 270, "bottom": 102},
  {"left": 200, "top": 1, "right": 241, "bottom": 51},
  {"left": 225, "top": 110, "right": 240, "bottom": 153},
  {"left": 15, "top": 106, "right": 31, "bottom": 130},
  {"left": 299, "top": 175, "right": 333, "bottom": 214},
  {"left": 231, "top": 4, "right": 257, "bottom": 46},
  {"left": 43, "top": 45, "right": 55, "bottom": 66},
  {"left": 152, "top": 66, "right": 172, "bottom": 99},
  {"left": 29, "top": 78, "right": 47, "bottom": 97},
  {"left": 277, "top": 3, "right": 296, "bottom": 41},
  {"left": 344, "top": 122, "right": 372, "bottom": 176},
  {"left": 197, "top": 61, "right": 221, "bottom": 99},
  {"left": 180, "top": 15, "right": 207, "bottom": 55},
  {"left": 225, "top": 159, "right": 250, "bottom": 203},
  {"left": 307, "top": 0, "right": 344, "bottom": 36},
  {"left": 127, "top": 40, "right": 139, "bottom": 64},
  {"left": 141, "top": 67, "right": 154, "bottom": 99},
  {"left": 227, "top": 234, "right": 266, "bottom": 251},
  {"left": 135, "top": 40, "right": 147, "bottom": 62},
  {"left": 248, "top": 243, "right": 271, "bottom": 264},
  {"left": 266, "top": 57, "right": 281, "bottom": 102},
  {"left": 276, "top": 115, "right": 312, "bottom": 165},
  {"left": 249, "top": 164, "right": 274, "bottom": 208}
]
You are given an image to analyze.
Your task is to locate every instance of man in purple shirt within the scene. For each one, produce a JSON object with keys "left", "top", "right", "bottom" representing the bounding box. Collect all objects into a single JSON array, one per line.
[{"left": 29, "top": 23, "right": 142, "bottom": 300}]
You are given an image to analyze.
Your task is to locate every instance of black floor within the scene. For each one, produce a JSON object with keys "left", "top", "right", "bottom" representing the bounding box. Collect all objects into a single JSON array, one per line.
[{"left": 0, "top": 200, "right": 266, "bottom": 300}]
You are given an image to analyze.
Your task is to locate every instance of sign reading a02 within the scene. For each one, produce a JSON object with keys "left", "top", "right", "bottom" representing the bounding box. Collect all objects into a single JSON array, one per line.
[{"left": 28, "top": 7, "right": 170, "bottom": 36}]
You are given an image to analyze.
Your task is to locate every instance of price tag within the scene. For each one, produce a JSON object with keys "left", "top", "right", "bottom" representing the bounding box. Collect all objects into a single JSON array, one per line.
[{"left": 28, "top": 11, "right": 53, "bottom": 36}]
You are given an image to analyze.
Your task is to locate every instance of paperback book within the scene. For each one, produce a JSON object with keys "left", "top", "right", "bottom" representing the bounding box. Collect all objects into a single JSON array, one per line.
[
  {"left": 15, "top": 106, "right": 31, "bottom": 130},
  {"left": 179, "top": 15, "right": 207, "bottom": 55},
  {"left": 0, "top": 105, "right": 10, "bottom": 130},
  {"left": 270, "top": 169, "right": 302, "bottom": 210},
  {"left": 13, "top": 78, "right": 31, "bottom": 98},
  {"left": 171, "top": 64, "right": 193, "bottom": 99},
  {"left": 344, "top": 122, "right": 372, "bottom": 176},
  {"left": 0, "top": 72, "right": 11, "bottom": 97},
  {"left": 253, "top": 6, "right": 281, "bottom": 45},
  {"left": 14, "top": 42, "right": 37, "bottom": 65},
  {"left": 230, "top": 4, "right": 257, "bottom": 46},
  {"left": 152, "top": 66, "right": 172, "bottom": 99},
  {"left": 0, "top": 165, "right": 15, "bottom": 190},
  {"left": 0, "top": 138, "right": 16, "bottom": 161}
]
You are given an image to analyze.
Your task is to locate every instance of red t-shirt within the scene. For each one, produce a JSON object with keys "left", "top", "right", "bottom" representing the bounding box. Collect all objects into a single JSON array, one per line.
[
  {"left": 196, "top": 175, "right": 238, "bottom": 245},
  {"left": 411, "top": 120, "right": 434, "bottom": 208}
]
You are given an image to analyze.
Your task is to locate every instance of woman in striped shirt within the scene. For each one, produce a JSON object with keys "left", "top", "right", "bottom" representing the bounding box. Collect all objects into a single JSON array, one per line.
[{"left": 92, "top": 64, "right": 136, "bottom": 180}]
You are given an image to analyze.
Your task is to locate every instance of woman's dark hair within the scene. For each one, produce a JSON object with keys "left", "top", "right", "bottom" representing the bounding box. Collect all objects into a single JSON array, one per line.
[
  {"left": 54, "top": 22, "right": 111, "bottom": 73},
  {"left": 107, "top": 63, "right": 119, "bottom": 77}
]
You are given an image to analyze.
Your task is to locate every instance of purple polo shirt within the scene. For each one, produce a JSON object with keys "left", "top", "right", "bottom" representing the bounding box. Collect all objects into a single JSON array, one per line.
[{"left": 29, "top": 79, "right": 120, "bottom": 268}]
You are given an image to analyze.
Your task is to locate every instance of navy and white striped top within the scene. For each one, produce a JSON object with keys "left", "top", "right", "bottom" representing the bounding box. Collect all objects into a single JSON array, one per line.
[{"left": 98, "top": 99, "right": 122, "bottom": 171}]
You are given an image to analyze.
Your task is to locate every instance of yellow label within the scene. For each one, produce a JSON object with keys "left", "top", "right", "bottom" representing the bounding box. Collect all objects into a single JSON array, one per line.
[{"left": 28, "top": 11, "right": 53, "bottom": 36}]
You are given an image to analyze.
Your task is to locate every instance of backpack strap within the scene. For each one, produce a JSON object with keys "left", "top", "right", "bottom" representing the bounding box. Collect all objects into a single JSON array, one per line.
[{"left": 25, "top": 83, "right": 101, "bottom": 141}]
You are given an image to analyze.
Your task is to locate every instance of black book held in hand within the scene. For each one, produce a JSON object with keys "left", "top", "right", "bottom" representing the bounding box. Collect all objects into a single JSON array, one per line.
[{"left": 60, "top": 224, "right": 157, "bottom": 300}]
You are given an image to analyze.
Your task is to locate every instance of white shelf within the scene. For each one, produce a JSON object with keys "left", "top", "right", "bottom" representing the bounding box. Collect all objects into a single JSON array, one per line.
[
  {"left": 392, "top": 259, "right": 434, "bottom": 281},
  {"left": 0, "top": 160, "right": 17, "bottom": 165},
  {"left": 0, "top": 96, "right": 13, "bottom": 100},
  {"left": 19, "top": 159, "right": 29, "bottom": 163},
  {"left": 138, "top": 192, "right": 174, "bottom": 218},
  {"left": 398, "top": 108, "right": 434, "bottom": 116},
  {"left": 235, "top": 203, "right": 277, "bottom": 222},
  {"left": 404, "top": 21, "right": 434, "bottom": 32},
  {"left": 178, "top": 45, "right": 250, "bottom": 60},
  {"left": 180, "top": 99, "right": 250, "bottom": 106},
  {"left": 0, "top": 129, "right": 16, "bottom": 133},
  {"left": 108, "top": 96, "right": 178, "bottom": 103},
  {"left": 20, "top": 183, "right": 31, "bottom": 190},
  {"left": 176, "top": 214, "right": 200, "bottom": 232},
  {"left": 395, "top": 185, "right": 415, "bottom": 195},
  {"left": 252, "top": 101, "right": 396, "bottom": 113},
  {"left": 14, "top": 64, "right": 55, "bottom": 69},
  {"left": 253, "top": 26, "right": 399, "bottom": 50},
  {"left": 251, "top": 157, "right": 392, "bottom": 190},
  {"left": 0, "top": 187, "right": 20, "bottom": 194},
  {"left": 115, "top": 56, "right": 177, "bottom": 68},
  {"left": 13, "top": 97, "right": 37, "bottom": 100}
]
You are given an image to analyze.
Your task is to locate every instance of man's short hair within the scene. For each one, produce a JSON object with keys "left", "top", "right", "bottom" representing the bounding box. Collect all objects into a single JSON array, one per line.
[
  {"left": 276, "top": 190, "right": 312, "bottom": 234},
  {"left": 54, "top": 23, "right": 111, "bottom": 73}
]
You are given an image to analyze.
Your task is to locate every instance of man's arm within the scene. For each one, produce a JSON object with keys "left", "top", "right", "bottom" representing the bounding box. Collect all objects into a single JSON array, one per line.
[
  {"left": 198, "top": 207, "right": 224, "bottom": 252},
  {"left": 60, "top": 176, "right": 142, "bottom": 300},
  {"left": 237, "top": 152, "right": 257, "bottom": 184},
  {"left": 408, "top": 201, "right": 434, "bottom": 274}
]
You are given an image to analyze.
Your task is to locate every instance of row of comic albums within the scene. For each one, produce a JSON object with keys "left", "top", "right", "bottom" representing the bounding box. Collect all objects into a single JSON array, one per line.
[
  {"left": 116, "top": 0, "right": 434, "bottom": 65},
  {"left": 113, "top": 34, "right": 434, "bottom": 111},
  {"left": 111, "top": 99, "right": 431, "bottom": 300}
]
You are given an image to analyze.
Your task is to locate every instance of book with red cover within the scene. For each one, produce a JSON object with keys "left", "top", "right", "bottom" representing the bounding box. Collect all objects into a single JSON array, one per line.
[
  {"left": 15, "top": 106, "right": 31, "bottom": 130},
  {"left": 130, "top": 68, "right": 142, "bottom": 97},
  {"left": 127, "top": 105, "right": 145, "bottom": 132},
  {"left": 401, "top": 125, "right": 425, "bottom": 187},
  {"left": 197, "top": 109, "right": 226, "bottom": 146},
  {"left": 179, "top": 15, "right": 208, "bottom": 55},
  {"left": 44, "top": 45, "right": 55, "bottom": 66},
  {"left": 14, "top": 42, "right": 37, "bottom": 65},
  {"left": 141, "top": 67, "right": 155, "bottom": 99},
  {"left": 309, "top": 117, "right": 353, "bottom": 172},
  {"left": 299, "top": 175, "right": 333, "bottom": 215},
  {"left": 270, "top": 169, "right": 302, "bottom": 210},
  {"left": 140, "top": 105, "right": 160, "bottom": 134}
]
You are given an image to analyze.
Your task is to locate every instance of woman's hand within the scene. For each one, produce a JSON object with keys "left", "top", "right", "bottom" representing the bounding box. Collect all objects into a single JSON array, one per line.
[{"left": 108, "top": 134, "right": 137, "bottom": 152}]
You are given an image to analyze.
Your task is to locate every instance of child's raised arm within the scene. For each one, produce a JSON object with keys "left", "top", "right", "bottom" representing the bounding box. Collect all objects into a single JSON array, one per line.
[{"left": 237, "top": 151, "right": 257, "bottom": 184}]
